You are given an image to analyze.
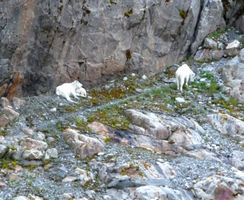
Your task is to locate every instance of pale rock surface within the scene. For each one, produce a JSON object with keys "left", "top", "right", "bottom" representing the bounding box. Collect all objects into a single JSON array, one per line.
[
  {"left": 219, "top": 49, "right": 244, "bottom": 102},
  {"left": 62, "top": 128, "right": 104, "bottom": 159},
  {"left": 193, "top": 175, "right": 244, "bottom": 200},
  {"left": 208, "top": 113, "right": 244, "bottom": 142}
]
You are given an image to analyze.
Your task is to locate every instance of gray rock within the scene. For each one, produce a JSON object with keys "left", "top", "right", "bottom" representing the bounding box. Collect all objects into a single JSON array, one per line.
[
  {"left": 62, "top": 128, "right": 104, "bottom": 159},
  {"left": 134, "top": 185, "right": 194, "bottom": 200},
  {"left": 240, "top": 48, "right": 244, "bottom": 63},
  {"left": 125, "top": 109, "right": 203, "bottom": 154},
  {"left": 203, "top": 38, "right": 218, "bottom": 49},
  {"left": 235, "top": 15, "right": 244, "bottom": 33},
  {"left": 0, "top": 106, "right": 19, "bottom": 127},
  {"left": 0, "top": 144, "right": 8, "bottom": 158},
  {"left": 231, "top": 150, "right": 244, "bottom": 170},
  {"left": 193, "top": 175, "right": 244, "bottom": 200},
  {"left": 44, "top": 148, "right": 58, "bottom": 160},
  {"left": 219, "top": 50, "right": 244, "bottom": 102},
  {"left": 208, "top": 113, "right": 244, "bottom": 141},
  {"left": 191, "top": 0, "right": 226, "bottom": 53},
  {"left": 20, "top": 138, "right": 48, "bottom": 151},
  {"left": 194, "top": 49, "right": 224, "bottom": 62},
  {"left": 0, "top": 97, "right": 10, "bottom": 108},
  {"left": 0, "top": 0, "right": 241, "bottom": 96},
  {"left": 22, "top": 149, "right": 44, "bottom": 160}
]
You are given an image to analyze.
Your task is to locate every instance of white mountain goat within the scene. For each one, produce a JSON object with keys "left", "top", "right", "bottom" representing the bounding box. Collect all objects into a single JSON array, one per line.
[
  {"left": 175, "top": 64, "right": 195, "bottom": 92},
  {"left": 56, "top": 80, "right": 87, "bottom": 102}
]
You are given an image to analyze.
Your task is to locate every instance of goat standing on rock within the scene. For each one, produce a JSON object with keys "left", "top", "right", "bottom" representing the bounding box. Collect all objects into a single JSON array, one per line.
[{"left": 175, "top": 64, "right": 195, "bottom": 92}]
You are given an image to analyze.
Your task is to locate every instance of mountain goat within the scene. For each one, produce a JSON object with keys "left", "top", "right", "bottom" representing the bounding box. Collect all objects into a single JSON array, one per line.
[
  {"left": 175, "top": 64, "right": 195, "bottom": 92},
  {"left": 56, "top": 80, "right": 87, "bottom": 103}
]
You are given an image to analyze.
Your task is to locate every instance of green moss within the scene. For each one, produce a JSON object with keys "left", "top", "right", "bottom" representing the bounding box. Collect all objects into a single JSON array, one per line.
[
  {"left": 56, "top": 121, "right": 70, "bottom": 131},
  {"left": 208, "top": 28, "right": 226, "bottom": 40},
  {"left": 179, "top": 9, "right": 187, "bottom": 19},
  {"left": 75, "top": 117, "right": 90, "bottom": 132},
  {"left": 87, "top": 105, "right": 130, "bottom": 130},
  {"left": 124, "top": 8, "right": 133, "bottom": 17},
  {"left": 0, "top": 129, "right": 7, "bottom": 136},
  {"left": 103, "top": 136, "right": 112, "bottom": 143},
  {"left": 120, "top": 163, "right": 144, "bottom": 177},
  {"left": 0, "top": 159, "right": 18, "bottom": 170}
]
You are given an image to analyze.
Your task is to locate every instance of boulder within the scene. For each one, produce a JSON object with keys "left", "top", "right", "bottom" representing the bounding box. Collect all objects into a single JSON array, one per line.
[
  {"left": 124, "top": 109, "right": 204, "bottom": 155},
  {"left": 208, "top": 113, "right": 244, "bottom": 141},
  {"left": 20, "top": 138, "right": 48, "bottom": 151},
  {"left": 226, "top": 40, "right": 241, "bottom": 50},
  {"left": 134, "top": 185, "right": 193, "bottom": 200},
  {"left": 219, "top": 49, "right": 244, "bottom": 102},
  {"left": 62, "top": 128, "right": 104, "bottom": 159},
  {"left": 193, "top": 175, "right": 244, "bottom": 200}
]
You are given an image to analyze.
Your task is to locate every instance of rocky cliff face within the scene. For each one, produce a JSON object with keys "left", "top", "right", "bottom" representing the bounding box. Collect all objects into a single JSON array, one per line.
[{"left": 0, "top": 0, "right": 243, "bottom": 96}]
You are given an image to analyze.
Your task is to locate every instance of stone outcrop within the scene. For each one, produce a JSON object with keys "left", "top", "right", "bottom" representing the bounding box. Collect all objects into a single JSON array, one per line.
[
  {"left": 62, "top": 128, "right": 104, "bottom": 159},
  {"left": 0, "top": 0, "right": 243, "bottom": 96},
  {"left": 219, "top": 48, "right": 244, "bottom": 103},
  {"left": 208, "top": 113, "right": 244, "bottom": 142}
]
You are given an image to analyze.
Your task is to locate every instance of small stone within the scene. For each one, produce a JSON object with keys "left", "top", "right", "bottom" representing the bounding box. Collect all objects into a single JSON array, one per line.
[
  {"left": 62, "top": 193, "right": 74, "bottom": 200},
  {"left": 175, "top": 97, "right": 185, "bottom": 103},
  {"left": 62, "top": 176, "right": 77, "bottom": 182},
  {"left": 22, "top": 149, "right": 43, "bottom": 160},
  {"left": 13, "top": 196, "right": 28, "bottom": 200},
  {"left": 123, "top": 77, "right": 128, "bottom": 81},
  {"left": 50, "top": 107, "right": 57, "bottom": 112},
  {"left": 131, "top": 73, "right": 136, "bottom": 77},
  {"left": 141, "top": 75, "right": 147, "bottom": 80},
  {"left": 44, "top": 148, "right": 58, "bottom": 160}
]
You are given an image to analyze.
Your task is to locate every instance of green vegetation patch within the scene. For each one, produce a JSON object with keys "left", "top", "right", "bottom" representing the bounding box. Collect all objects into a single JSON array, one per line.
[
  {"left": 179, "top": 9, "right": 187, "bottom": 19},
  {"left": 0, "top": 159, "right": 18, "bottom": 170},
  {"left": 208, "top": 28, "right": 226, "bottom": 40},
  {"left": 120, "top": 163, "right": 144, "bottom": 177},
  {"left": 87, "top": 105, "right": 130, "bottom": 130}
]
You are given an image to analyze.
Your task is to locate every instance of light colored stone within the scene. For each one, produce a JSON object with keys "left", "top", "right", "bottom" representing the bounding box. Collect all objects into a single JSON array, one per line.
[
  {"left": 2, "top": 107, "right": 19, "bottom": 121},
  {"left": 13, "top": 196, "right": 28, "bottom": 200},
  {"left": 20, "top": 138, "right": 48, "bottom": 151},
  {"left": 87, "top": 121, "right": 110, "bottom": 137},
  {"left": 175, "top": 97, "right": 185, "bottom": 103},
  {"left": 22, "top": 149, "right": 43, "bottom": 160},
  {"left": 231, "top": 150, "right": 244, "bottom": 170},
  {"left": 194, "top": 175, "right": 244, "bottom": 200},
  {"left": 0, "top": 144, "right": 8, "bottom": 158},
  {"left": 0, "top": 97, "right": 11, "bottom": 108},
  {"left": 203, "top": 38, "right": 218, "bottom": 49},
  {"left": 156, "top": 162, "right": 176, "bottom": 179},
  {"left": 226, "top": 40, "right": 241, "bottom": 49},
  {"left": 191, "top": 0, "right": 225, "bottom": 53},
  {"left": 134, "top": 185, "right": 193, "bottom": 200},
  {"left": 219, "top": 52, "right": 244, "bottom": 102},
  {"left": 240, "top": 48, "right": 244, "bottom": 63},
  {"left": 62, "top": 128, "right": 104, "bottom": 159},
  {"left": 44, "top": 148, "right": 58, "bottom": 160},
  {"left": 12, "top": 97, "right": 25, "bottom": 110},
  {"left": 208, "top": 113, "right": 244, "bottom": 141}
]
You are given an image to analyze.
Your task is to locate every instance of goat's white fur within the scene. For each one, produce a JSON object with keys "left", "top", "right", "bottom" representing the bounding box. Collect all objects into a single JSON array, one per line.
[
  {"left": 56, "top": 80, "right": 86, "bottom": 102},
  {"left": 175, "top": 64, "right": 195, "bottom": 92}
]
